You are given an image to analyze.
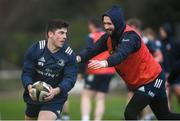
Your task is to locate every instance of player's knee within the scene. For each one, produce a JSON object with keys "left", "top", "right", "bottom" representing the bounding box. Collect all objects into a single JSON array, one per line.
[
  {"left": 96, "top": 93, "right": 105, "bottom": 101},
  {"left": 38, "top": 111, "right": 57, "bottom": 120}
]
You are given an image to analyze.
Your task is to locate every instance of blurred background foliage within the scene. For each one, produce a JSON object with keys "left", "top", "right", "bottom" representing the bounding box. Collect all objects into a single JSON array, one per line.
[{"left": 0, "top": 0, "right": 180, "bottom": 67}]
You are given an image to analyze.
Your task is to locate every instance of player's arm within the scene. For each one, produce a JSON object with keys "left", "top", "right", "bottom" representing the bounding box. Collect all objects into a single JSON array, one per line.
[
  {"left": 77, "top": 33, "right": 109, "bottom": 63},
  {"left": 85, "top": 35, "right": 95, "bottom": 49},
  {"left": 58, "top": 53, "right": 78, "bottom": 95},
  {"left": 106, "top": 32, "right": 141, "bottom": 67},
  {"left": 88, "top": 32, "right": 141, "bottom": 69},
  {"left": 45, "top": 53, "right": 77, "bottom": 101},
  {"left": 21, "top": 44, "right": 36, "bottom": 90},
  {"left": 21, "top": 44, "right": 37, "bottom": 99}
]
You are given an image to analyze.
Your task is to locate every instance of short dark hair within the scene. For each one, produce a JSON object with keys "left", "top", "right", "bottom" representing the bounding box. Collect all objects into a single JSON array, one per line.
[
  {"left": 88, "top": 18, "right": 102, "bottom": 29},
  {"left": 46, "top": 19, "right": 69, "bottom": 36}
]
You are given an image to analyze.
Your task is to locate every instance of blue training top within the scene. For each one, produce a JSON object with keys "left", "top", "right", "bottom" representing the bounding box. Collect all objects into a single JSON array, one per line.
[{"left": 22, "top": 40, "right": 77, "bottom": 104}]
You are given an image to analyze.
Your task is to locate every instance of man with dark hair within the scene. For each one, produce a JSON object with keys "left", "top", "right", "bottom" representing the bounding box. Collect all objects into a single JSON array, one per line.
[
  {"left": 22, "top": 19, "right": 77, "bottom": 120},
  {"left": 76, "top": 6, "right": 180, "bottom": 120}
]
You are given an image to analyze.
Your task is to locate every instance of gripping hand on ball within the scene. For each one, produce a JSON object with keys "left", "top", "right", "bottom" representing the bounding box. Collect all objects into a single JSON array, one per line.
[
  {"left": 44, "top": 87, "right": 61, "bottom": 101},
  {"left": 28, "top": 84, "right": 36, "bottom": 101}
]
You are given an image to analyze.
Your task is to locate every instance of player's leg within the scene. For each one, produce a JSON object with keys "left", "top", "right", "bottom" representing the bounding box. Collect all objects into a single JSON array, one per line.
[
  {"left": 150, "top": 98, "right": 180, "bottom": 120},
  {"left": 38, "top": 111, "right": 57, "bottom": 120},
  {"left": 165, "top": 80, "right": 172, "bottom": 110},
  {"left": 174, "top": 86, "right": 180, "bottom": 104},
  {"left": 61, "top": 100, "right": 70, "bottom": 121},
  {"left": 172, "top": 81, "right": 180, "bottom": 104},
  {"left": 124, "top": 70, "right": 166, "bottom": 120},
  {"left": 140, "top": 106, "right": 156, "bottom": 120},
  {"left": 150, "top": 73, "right": 180, "bottom": 120},
  {"left": 25, "top": 103, "right": 40, "bottom": 121},
  {"left": 124, "top": 91, "right": 152, "bottom": 120},
  {"left": 126, "top": 91, "right": 153, "bottom": 120},
  {"left": 126, "top": 91, "right": 134, "bottom": 103},
  {"left": 94, "top": 92, "right": 106, "bottom": 121},
  {"left": 38, "top": 99, "right": 67, "bottom": 120},
  {"left": 81, "top": 74, "right": 96, "bottom": 121},
  {"left": 94, "top": 75, "right": 113, "bottom": 121},
  {"left": 81, "top": 89, "right": 95, "bottom": 121},
  {"left": 149, "top": 71, "right": 180, "bottom": 119}
]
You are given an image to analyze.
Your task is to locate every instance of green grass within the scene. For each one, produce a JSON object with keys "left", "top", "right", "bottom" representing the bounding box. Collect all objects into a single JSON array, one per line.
[
  {"left": 0, "top": 99, "right": 25, "bottom": 120},
  {"left": 0, "top": 94, "right": 180, "bottom": 120},
  {"left": 68, "top": 95, "right": 126, "bottom": 120}
]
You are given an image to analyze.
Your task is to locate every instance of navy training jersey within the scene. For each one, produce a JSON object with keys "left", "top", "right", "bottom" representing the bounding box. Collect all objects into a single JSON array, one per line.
[{"left": 22, "top": 40, "right": 77, "bottom": 104}]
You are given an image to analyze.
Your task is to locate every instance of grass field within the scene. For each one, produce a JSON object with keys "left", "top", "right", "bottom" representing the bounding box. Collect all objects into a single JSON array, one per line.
[{"left": 0, "top": 94, "right": 180, "bottom": 120}]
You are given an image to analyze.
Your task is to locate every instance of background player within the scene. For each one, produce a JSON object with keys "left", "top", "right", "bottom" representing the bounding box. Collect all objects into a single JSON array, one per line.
[{"left": 81, "top": 18, "right": 115, "bottom": 121}]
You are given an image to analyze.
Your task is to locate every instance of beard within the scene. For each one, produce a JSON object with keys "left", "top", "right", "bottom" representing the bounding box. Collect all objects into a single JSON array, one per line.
[{"left": 106, "top": 29, "right": 113, "bottom": 35}]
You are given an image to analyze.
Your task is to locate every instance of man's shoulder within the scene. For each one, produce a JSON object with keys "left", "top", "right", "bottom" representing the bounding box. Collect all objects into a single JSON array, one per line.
[
  {"left": 122, "top": 31, "right": 141, "bottom": 42},
  {"left": 26, "top": 40, "right": 47, "bottom": 58},
  {"left": 29, "top": 40, "right": 46, "bottom": 50},
  {"left": 62, "top": 44, "right": 75, "bottom": 57},
  {"left": 123, "top": 31, "right": 140, "bottom": 37},
  {"left": 38, "top": 40, "right": 46, "bottom": 50}
]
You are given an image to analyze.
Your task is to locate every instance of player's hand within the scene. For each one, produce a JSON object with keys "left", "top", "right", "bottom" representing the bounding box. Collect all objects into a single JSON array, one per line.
[
  {"left": 27, "top": 84, "right": 36, "bottom": 101},
  {"left": 88, "top": 60, "right": 108, "bottom": 69},
  {"left": 44, "top": 87, "right": 61, "bottom": 101}
]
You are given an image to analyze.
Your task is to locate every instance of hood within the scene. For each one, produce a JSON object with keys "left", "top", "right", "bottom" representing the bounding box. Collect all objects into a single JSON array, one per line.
[{"left": 102, "top": 5, "right": 126, "bottom": 39}]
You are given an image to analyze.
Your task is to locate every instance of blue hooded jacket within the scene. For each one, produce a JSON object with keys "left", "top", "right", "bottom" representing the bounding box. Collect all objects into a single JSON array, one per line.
[
  {"left": 102, "top": 5, "right": 126, "bottom": 40},
  {"left": 79, "top": 5, "right": 141, "bottom": 67}
]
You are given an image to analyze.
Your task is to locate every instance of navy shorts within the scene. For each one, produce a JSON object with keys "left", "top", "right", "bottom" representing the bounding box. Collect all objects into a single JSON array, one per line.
[
  {"left": 135, "top": 71, "right": 167, "bottom": 100},
  {"left": 25, "top": 98, "right": 67, "bottom": 118},
  {"left": 84, "top": 74, "right": 114, "bottom": 93}
]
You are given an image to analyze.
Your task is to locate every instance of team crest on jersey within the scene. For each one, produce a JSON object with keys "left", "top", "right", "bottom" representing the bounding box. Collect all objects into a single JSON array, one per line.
[{"left": 57, "top": 59, "right": 65, "bottom": 66}]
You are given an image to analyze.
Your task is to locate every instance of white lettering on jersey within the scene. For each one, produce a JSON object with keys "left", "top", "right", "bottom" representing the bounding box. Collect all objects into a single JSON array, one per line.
[{"left": 122, "top": 39, "right": 130, "bottom": 42}]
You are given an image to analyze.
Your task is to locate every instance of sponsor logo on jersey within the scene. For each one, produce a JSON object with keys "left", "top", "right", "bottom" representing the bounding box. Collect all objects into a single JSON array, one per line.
[
  {"left": 138, "top": 86, "right": 145, "bottom": 92},
  {"left": 38, "top": 57, "right": 45, "bottom": 66}
]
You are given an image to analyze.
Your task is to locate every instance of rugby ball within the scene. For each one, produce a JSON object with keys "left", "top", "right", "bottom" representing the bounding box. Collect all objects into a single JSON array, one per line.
[{"left": 31, "top": 81, "right": 51, "bottom": 102}]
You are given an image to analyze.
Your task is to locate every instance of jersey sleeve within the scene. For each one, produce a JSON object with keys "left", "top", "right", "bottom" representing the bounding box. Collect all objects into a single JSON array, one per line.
[
  {"left": 21, "top": 43, "right": 37, "bottom": 89},
  {"left": 85, "top": 35, "right": 94, "bottom": 49},
  {"left": 107, "top": 32, "right": 141, "bottom": 67},
  {"left": 79, "top": 33, "right": 109, "bottom": 63},
  {"left": 58, "top": 53, "right": 78, "bottom": 95}
]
